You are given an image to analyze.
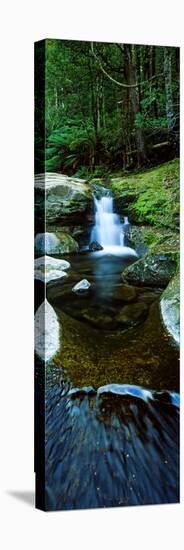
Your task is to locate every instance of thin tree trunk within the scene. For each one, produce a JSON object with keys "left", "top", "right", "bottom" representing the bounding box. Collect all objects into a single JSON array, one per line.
[
  {"left": 125, "top": 44, "right": 146, "bottom": 166},
  {"left": 164, "top": 47, "right": 174, "bottom": 129}
]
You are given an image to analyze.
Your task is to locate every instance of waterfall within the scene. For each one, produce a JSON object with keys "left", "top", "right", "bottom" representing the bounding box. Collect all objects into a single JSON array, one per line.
[
  {"left": 90, "top": 190, "right": 136, "bottom": 256},
  {"left": 91, "top": 194, "right": 124, "bottom": 247}
]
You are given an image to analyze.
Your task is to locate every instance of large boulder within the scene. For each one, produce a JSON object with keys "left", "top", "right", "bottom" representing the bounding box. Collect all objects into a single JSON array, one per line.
[
  {"left": 128, "top": 225, "right": 179, "bottom": 257},
  {"left": 122, "top": 252, "right": 178, "bottom": 287},
  {"left": 35, "top": 173, "right": 93, "bottom": 225},
  {"left": 35, "top": 231, "right": 79, "bottom": 255},
  {"left": 160, "top": 273, "right": 180, "bottom": 345}
]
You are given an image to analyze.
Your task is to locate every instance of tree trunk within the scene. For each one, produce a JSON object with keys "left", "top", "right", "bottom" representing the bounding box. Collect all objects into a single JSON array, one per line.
[
  {"left": 164, "top": 47, "right": 174, "bottom": 129},
  {"left": 124, "top": 44, "right": 146, "bottom": 166}
]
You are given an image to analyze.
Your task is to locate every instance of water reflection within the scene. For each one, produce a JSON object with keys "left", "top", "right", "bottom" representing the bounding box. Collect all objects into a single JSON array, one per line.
[
  {"left": 91, "top": 250, "right": 138, "bottom": 300},
  {"left": 40, "top": 244, "right": 179, "bottom": 511}
]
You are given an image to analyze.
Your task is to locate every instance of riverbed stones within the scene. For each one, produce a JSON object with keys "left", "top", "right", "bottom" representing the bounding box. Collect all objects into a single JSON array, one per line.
[
  {"left": 35, "top": 231, "right": 79, "bottom": 255},
  {"left": 122, "top": 252, "right": 178, "bottom": 287},
  {"left": 113, "top": 284, "right": 137, "bottom": 303},
  {"left": 115, "top": 302, "right": 148, "bottom": 327},
  {"left": 72, "top": 279, "right": 91, "bottom": 293},
  {"left": 160, "top": 273, "right": 180, "bottom": 345},
  {"left": 81, "top": 307, "right": 114, "bottom": 329},
  {"left": 137, "top": 289, "right": 161, "bottom": 304}
]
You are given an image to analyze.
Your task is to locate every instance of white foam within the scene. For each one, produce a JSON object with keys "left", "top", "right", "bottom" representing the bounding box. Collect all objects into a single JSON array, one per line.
[
  {"left": 97, "top": 383, "right": 153, "bottom": 402},
  {"left": 91, "top": 245, "right": 138, "bottom": 257}
]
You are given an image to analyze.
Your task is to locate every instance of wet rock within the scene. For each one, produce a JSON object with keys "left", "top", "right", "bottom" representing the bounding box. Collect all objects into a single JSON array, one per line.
[
  {"left": 97, "top": 383, "right": 153, "bottom": 402},
  {"left": 35, "top": 231, "right": 79, "bottom": 255},
  {"left": 160, "top": 273, "right": 180, "bottom": 345},
  {"left": 89, "top": 241, "right": 103, "bottom": 251},
  {"left": 34, "top": 255, "right": 70, "bottom": 283},
  {"left": 72, "top": 279, "right": 91, "bottom": 293},
  {"left": 128, "top": 226, "right": 149, "bottom": 256},
  {"left": 35, "top": 173, "right": 93, "bottom": 225},
  {"left": 115, "top": 302, "right": 148, "bottom": 327},
  {"left": 122, "top": 252, "right": 178, "bottom": 287}
]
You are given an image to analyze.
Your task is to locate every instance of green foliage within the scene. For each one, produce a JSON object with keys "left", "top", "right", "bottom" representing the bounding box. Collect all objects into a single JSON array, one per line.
[
  {"left": 39, "top": 39, "right": 180, "bottom": 174},
  {"left": 45, "top": 122, "right": 110, "bottom": 173}
]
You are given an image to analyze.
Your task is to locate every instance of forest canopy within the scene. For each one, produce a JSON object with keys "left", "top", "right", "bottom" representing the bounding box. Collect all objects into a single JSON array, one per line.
[{"left": 35, "top": 40, "right": 179, "bottom": 176}]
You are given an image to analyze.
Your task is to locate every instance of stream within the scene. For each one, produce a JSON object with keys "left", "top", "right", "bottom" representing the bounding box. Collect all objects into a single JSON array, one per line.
[{"left": 35, "top": 186, "right": 179, "bottom": 510}]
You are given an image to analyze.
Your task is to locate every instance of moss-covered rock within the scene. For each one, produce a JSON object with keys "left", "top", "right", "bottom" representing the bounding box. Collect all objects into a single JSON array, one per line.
[
  {"left": 129, "top": 225, "right": 180, "bottom": 257},
  {"left": 160, "top": 273, "right": 180, "bottom": 345},
  {"left": 122, "top": 251, "right": 178, "bottom": 287},
  {"left": 35, "top": 231, "right": 79, "bottom": 255},
  {"left": 110, "top": 159, "right": 179, "bottom": 230}
]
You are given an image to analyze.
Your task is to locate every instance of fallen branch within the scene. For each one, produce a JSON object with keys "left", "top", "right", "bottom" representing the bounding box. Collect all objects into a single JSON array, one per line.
[{"left": 126, "top": 142, "right": 169, "bottom": 156}]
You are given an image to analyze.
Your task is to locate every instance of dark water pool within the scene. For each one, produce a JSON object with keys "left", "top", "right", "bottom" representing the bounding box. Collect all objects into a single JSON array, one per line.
[{"left": 35, "top": 249, "right": 180, "bottom": 510}]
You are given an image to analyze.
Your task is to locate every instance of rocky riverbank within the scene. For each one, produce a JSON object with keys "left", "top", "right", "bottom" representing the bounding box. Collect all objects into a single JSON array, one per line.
[
  {"left": 35, "top": 172, "right": 93, "bottom": 252},
  {"left": 35, "top": 159, "right": 180, "bottom": 363}
]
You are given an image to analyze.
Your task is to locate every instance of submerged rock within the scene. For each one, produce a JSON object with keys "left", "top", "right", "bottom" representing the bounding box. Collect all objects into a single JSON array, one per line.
[
  {"left": 72, "top": 279, "right": 91, "bottom": 293},
  {"left": 113, "top": 284, "right": 137, "bottom": 303},
  {"left": 122, "top": 252, "right": 178, "bottom": 287},
  {"left": 80, "top": 306, "right": 115, "bottom": 329},
  {"left": 35, "top": 231, "right": 79, "bottom": 255},
  {"left": 89, "top": 241, "right": 103, "bottom": 251},
  {"left": 137, "top": 289, "right": 161, "bottom": 304},
  {"left": 115, "top": 302, "right": 148, "bottom": 327},
  {"left": 34, "top": 255, "right": 70, "bottom": 283},
  {"left": 160, "top": 273, "right": 180, "bottom": 345}
]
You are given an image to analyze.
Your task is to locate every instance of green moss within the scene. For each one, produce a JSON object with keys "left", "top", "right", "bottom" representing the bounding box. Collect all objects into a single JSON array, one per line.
[
  {"left": 110, "top": 159, "right": 180, "bottom": 230},
  {"left": 138, "top": 227, "right": 180, "bottom": 253}
]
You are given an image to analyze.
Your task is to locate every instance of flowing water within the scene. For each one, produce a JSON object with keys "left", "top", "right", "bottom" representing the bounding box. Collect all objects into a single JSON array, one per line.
[
  {"left": 35, "top": 186, "right": 179, "bottom": 510},
  {"left": 90, "top": 189, "right": 135, "bottom": 255},
  {"left": 35, "top": 362, "right": 179, "bottom": 511}
]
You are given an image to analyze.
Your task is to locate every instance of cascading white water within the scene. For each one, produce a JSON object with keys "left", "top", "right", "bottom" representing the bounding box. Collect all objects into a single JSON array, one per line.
[
  {"left": 91, "top": 194, "right": 124, "bottom": 247},
  {"left": 90, "top": 191, "right": 137, "bottom": 256}
]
